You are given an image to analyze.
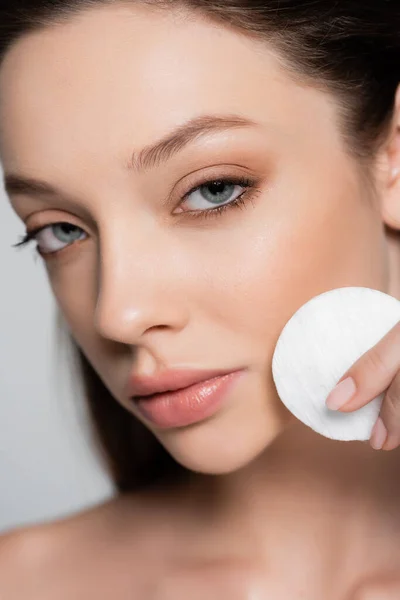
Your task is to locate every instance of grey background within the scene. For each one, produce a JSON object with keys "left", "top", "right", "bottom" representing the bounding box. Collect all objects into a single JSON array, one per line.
[{"left": 0, "top": 167, "right": 114, "bottom": 534}]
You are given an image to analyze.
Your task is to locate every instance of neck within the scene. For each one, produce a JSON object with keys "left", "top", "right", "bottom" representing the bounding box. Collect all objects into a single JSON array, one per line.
[{"left": 181, "top": 422, "right": 400, "bottom": 571}]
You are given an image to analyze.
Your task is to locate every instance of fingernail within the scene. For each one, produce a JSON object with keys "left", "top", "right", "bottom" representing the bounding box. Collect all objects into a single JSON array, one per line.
[
  {"left": 326, "top": 377, "right": 357, "bottom": 411},
  {"left": 370, "top": 417, "right": 388, "bottom": 451}
]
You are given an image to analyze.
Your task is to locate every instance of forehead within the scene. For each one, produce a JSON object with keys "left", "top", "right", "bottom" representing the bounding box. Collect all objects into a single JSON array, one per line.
[{"left": 0, "top": 3, "right": 330, "bottom": 181}]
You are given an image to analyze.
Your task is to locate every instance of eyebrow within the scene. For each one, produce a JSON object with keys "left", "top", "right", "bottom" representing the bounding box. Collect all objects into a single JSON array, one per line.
[{"left": 3, "top": 114, "right": 258, "bottom": 198}]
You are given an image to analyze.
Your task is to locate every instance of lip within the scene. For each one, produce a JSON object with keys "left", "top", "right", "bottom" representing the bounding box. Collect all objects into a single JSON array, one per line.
[
  {"left": 128, "top": 369, "right": 246, "bottom": 429},
  {"left": 126, "top": 367, "right": 243, "bottom": 399}
]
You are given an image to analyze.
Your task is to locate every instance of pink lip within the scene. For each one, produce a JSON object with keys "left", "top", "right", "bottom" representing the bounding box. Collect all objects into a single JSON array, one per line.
[
  {"left": 126, "top": 367, "right": 243, "bottom": 399},
  {"left": 131, "top": 370, "right": 246, "bottom": 429}
]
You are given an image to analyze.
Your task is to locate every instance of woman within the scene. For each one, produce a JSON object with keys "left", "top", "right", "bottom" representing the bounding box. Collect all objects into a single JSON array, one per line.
[{"left": 1, "top": 1, "right": 400, "bottom": 597}]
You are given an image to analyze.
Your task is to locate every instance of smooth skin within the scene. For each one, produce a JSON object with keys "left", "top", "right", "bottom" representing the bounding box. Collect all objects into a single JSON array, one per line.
[{"left": 1, "top": 3, "right": 400, "bottom": 598}]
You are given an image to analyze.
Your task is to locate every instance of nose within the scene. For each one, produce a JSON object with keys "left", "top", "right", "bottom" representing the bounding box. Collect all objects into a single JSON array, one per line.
[{"left": 93, "top": 225, "right": 189, "bottom": 346}]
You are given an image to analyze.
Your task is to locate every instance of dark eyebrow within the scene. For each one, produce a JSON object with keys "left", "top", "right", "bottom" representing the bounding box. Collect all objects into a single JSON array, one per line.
[
  {"left": 128, "top": 113, "right": 258, "bottom": 173},
  {"left": 3, "top": 113, "right": 258, "bottom": 198}
]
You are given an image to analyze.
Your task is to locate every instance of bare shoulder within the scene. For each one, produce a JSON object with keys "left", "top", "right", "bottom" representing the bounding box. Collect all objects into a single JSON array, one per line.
[
  {"left": 0, "top": 492, "right": 141, "bottom": 549},
  {"left": 0, "top": 497, "right": 116, "bottom": 584},
  {"left": 0, "top": 494, "right": 119, "bottom": 557},
  {"left": 0, "top": 519, "right": 59, "bottom": 564},
  {"left": 0, "top": 522, "right": 59, "bottom": 598},
  {"left": 0, "top": 493, "right": 170, "bottom": 598}
]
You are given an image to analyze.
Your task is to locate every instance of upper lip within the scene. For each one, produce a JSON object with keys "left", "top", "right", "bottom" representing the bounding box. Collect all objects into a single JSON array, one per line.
[{"left": 127, "top": 368, "right": 240, "bottom": 399}]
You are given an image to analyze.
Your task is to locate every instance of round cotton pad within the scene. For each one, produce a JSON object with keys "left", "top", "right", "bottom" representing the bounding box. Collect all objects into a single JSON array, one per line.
[{"left": 272, "top": 287, "right": 400, "bottom": 441}]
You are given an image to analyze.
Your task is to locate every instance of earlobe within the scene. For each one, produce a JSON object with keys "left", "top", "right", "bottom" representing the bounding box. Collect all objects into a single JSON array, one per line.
[
  {"left": 381, "top": 85, "right": 400, "bottom": 231},
  {"left": 391, "top": 167, "right": 400, "bottom": 182},
  {"left": 381, "top": 162, "right": 400, "bottom": 230}
]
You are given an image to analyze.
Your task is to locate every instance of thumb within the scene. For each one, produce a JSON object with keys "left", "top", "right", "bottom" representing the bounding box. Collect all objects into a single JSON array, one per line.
[{"left": 325, "top": 321, "right": 400, "bottom": 413}]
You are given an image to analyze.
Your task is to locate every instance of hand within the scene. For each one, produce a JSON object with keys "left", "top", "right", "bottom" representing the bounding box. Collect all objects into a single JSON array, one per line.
[
  {"left": 325, "top": 320, "right": 400, "bottom": 451},
  {"left": 349, "top": 573, "right": 400, "bottom": 600}
]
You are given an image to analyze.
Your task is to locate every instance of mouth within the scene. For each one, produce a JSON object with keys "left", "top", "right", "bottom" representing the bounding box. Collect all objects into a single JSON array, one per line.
[{"left": 131, "top": 370, "right": 246, "bottom": 429}]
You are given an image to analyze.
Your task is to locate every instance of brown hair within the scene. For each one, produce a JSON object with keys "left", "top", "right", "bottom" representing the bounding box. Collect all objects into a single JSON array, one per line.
[{"left": 1, "top": 0, "right": 400, "bottom": 493}]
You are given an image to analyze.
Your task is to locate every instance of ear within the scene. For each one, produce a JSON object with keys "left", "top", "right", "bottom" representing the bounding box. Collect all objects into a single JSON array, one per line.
[{"left": 380, "top": 84, "right": 400, "bottom": 230}]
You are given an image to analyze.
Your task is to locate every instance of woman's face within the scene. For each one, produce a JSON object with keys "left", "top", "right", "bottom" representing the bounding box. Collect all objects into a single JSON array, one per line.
[{"left": 0, "top": 4, "right": 393, "bottom": 474}]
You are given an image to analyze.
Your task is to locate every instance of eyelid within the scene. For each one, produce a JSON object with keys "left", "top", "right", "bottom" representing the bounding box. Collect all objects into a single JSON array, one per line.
[
  {"left": 26, "top": 223, "right": 51, "bottom": 237},
  {"left": 24, "top": 208, "right": 90, "bottom": 233},
  {"left": 173, "top": 165, "right": 257, "bottom": 203},
  {"left": 14, "top": 165, "right": 260, "bottom": 253},
  {"left": 14, "top": 216, "right": 89, "bottom": 251}
]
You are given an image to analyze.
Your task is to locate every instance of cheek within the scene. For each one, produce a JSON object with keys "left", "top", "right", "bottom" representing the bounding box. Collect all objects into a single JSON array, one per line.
[
  {"left": 48, "top": 254, "right": 101, "bottom": 355},
  {"left": 51, "top": 270, "right": 121, "bottom": 396},
  {"left": 199, "top": 179, "right": 385, "bottom": 357},
  {"left": 46, "top": 170, "right": 385, "bottom": 377}
]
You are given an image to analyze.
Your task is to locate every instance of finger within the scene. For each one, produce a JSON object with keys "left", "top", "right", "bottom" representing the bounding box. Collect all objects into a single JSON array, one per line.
[
  {"left": 350, "top": 576, "right": 400, "bottom": 600},
  {"left": 325, "top": 320, "right": 400, "bottom": 413},
  {"left": 377, "top": 370, "right": 400, "bottom": 451}
]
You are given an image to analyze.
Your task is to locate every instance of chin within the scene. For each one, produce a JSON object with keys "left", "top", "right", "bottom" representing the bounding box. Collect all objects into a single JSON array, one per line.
[
  {"left": 156, "top": 408, "right": 292, "bottom": 475},
  {"left": 176, "top": 453, "right": 266, "bottom": 476}
]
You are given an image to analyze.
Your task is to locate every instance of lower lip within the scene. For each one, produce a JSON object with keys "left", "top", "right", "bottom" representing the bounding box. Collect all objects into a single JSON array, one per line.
[{"left": 132, "top": 370, "right": 245, "bottom": 429}]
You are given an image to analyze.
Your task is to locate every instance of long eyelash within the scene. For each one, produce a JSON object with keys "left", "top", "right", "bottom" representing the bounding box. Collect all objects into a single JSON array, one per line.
[
  {"left": 12, "top": 224, "right": 47, "bottom": 250},
  {"left": 11, "top": 177, "right": 260, "bottom": 251},
  {"left": 183, "top": 176, "right": 260, "bottom": 221}
]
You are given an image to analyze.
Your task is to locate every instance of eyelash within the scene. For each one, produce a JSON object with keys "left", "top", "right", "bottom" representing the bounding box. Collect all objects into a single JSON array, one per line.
[{"left": 13, "top": 175, "right": 260, "bottom": 255}]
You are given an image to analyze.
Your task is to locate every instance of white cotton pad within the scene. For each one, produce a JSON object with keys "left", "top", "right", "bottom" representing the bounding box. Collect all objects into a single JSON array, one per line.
[{"left": 272, "top": 287, "right": 400, "bottom": 441}]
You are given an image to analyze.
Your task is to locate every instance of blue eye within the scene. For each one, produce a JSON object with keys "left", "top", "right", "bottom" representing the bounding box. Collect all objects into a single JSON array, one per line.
[
  {"left": 13, "top": 222, "right": 87, "bottom": 255},
  {"left": 178, "top": 175, "right": 259, "bottom": 220},
  {"left": 12, "top": 175, "right": 261, "bottom": 257},
  {"left": 183, "top": 180, "right": 245, "bottom": 210}
]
